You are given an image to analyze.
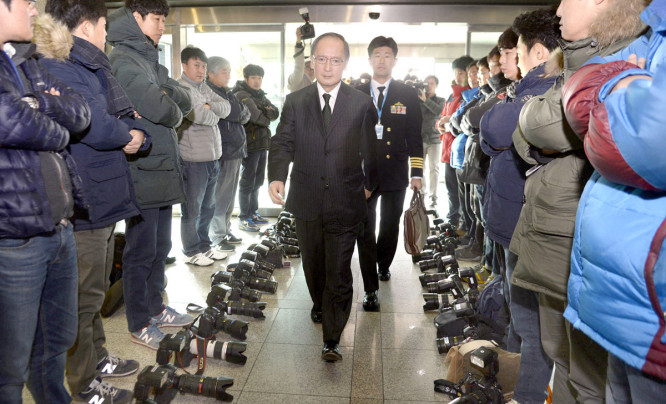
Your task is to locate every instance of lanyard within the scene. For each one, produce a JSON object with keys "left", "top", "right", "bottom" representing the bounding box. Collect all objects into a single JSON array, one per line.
[
  {"left": 2, "top": 49, "right": 25, "bottom": 94},
  {"left": 371, "top": 78, "right": 391, "bottom": 122}
]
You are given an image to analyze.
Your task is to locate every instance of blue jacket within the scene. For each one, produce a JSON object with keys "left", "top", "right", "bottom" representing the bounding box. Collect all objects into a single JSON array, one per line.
[
  {"left": 565, "top": 1, "right": 666, "bottom": 379},
  {"left": 0, "top": 43, "right": 90, "bottom": 239},
  {"left": 479, "top": 64, "right": 555, "bottom": 247},
  {"left": 206, "top": 79, "right": 249, "bottom": 161},
  {"left": 38, "top": 35, "right": 145, "bottom": 231}
]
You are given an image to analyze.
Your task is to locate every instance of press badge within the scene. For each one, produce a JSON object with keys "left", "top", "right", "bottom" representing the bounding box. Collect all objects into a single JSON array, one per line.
[{"left": 375, "top": 124, "right": 384, "bottom": 139}]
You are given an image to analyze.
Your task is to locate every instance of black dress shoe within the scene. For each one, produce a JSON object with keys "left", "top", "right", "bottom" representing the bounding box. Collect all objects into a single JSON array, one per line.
[
  {"left": 321, "top": 341, "right": 342, "bottom": 362},
  {"left": 378, "top": 269, "right": 391, "bottom": 281},
  {"left": 362, "top": 290, "right": 380, "bottom": 312},
  {"left": 310, "top": 306, "right": 322, "bottom": 323},
  {"left": 165, "top": 256, "right": 176, "bottom": 265}
]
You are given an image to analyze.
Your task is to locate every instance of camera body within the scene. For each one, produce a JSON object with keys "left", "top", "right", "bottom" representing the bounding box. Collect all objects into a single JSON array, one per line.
[
  {"left": 299, "top": 7, "right": 316, "bottom": 40},
  {"left": 134, "top": 364, "right": 234, "bottom": 403}
]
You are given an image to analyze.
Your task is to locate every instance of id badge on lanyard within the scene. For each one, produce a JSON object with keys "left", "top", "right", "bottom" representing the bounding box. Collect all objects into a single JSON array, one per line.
[{"left": 375, "top": 123, "right": 384, "bottom": 139}]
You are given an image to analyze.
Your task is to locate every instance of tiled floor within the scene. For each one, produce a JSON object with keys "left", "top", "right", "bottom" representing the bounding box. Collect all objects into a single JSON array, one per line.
[{"left": 23, "top": 185, "right": 470, "bottom": 403}]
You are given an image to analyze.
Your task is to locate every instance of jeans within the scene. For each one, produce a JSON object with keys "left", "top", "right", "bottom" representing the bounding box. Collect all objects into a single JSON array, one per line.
[
  {"left": 180, "top": 160, "right": 220, "bottom": 257},
  {"left": 0, "top": 221, "right": 78, "bottom": 403},
  {"left": 606, "top": 353, "right": 666, "bottom": 404},
  {"left": 443, "top": 162, "right": 460, "bottom": 226},
  {"left": 210, "top": 158, "right": 242, "bottom": 244},
  {"left": 67, "top": 225, "right": 115, "bottom": 395},
  {"left": 539, "top": 294, "right": 607, "bottom": 404},
  {"left": 510, "top": 284, "right": 553, "bottom": 404},
  {"left": 123, "top": 206, "right": 172, "bottom": 332},
  {"left": 239, "top": 150, "right": 267, "bottom": 219},
  {"left": 422, "top": 142, "right": 441, "bottom": 205}
]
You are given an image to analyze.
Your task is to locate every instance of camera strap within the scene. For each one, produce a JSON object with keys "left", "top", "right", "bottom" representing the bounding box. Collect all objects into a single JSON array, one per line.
[
  {"left": 194, "top": 336, "right": 209, "bottom": 375},
  {"left": 433, "top": 378, "right": 463, "bottom": 398}
]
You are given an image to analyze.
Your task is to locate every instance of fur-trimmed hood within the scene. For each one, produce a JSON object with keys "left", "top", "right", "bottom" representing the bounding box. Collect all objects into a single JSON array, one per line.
[
  {"left": 32, "top": 14, "right": 72, "bottom": 61},
  {"left": 590, "top": 0, "right": 650, "bottom": 48}
]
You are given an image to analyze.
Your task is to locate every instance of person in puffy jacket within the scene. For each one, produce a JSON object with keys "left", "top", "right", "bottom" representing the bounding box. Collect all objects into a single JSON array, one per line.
[
  {"left": 177, "top": 46, "right": 231, "bottom": 267},
  {"left": 0, "top": 0, "right": 91, "bottom": 401},
  {"left": 37, "top": 1, "right": 151, "bottom": 401},
  {"left": 511, "top": 1, "right": 646, "bottom": 403},
  {"left": 207, "top": 56, "right": 251, "bottom": 252},
  {"left": 107, "top": 0, "right": 194, "bottom": 350},
  {"left": 233, "top": 64, "right": 279, "bottom": 232},
  {"left": 562, "top": 0, "right": 666, "bottom": 401},
  {"left": 437, "top": 55, "right": 472, "bottom": 229}
]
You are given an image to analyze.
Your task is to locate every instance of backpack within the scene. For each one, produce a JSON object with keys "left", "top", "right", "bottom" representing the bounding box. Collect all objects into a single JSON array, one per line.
[
  {"left": 101, "top": 232, "right": 126, "bottom": 317},
  {"left": 475, "top": 274, "right": 510, "bottom": 346}
]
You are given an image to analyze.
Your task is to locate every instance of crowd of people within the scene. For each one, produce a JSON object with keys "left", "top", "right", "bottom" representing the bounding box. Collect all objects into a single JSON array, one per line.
[{"left": 1, "top": 0, "right": 665, "bottom": 402}]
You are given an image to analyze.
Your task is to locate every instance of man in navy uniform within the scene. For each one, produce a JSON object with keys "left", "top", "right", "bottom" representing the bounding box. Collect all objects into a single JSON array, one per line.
[{"left": 356, "top": 36, "right": 423, "bottom": 311}]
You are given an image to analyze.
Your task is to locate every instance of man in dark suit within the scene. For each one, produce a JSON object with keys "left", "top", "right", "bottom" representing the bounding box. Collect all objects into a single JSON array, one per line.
[
  {"left": 356, "top": 36, "right": 423, "bottom": 311},
  {"left": 268, "top": 33, "right": 379, "bottom": 362}
]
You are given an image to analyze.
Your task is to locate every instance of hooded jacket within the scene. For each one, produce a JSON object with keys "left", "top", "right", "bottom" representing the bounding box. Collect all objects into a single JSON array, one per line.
[
  {"left": 562, "top": 1, "right": 666, "bottom": 379},
  {"left": 510, "top": 33, "right": 640, "bottom": 300},
  {"left": 439, "top": 83, "right": 468, "bottom": 163},
  {"left": 206, "top": 79, "right": 250, "bottom": 161},
  {"left": 0, "top": 42, "right": 90, "bottom": 238},
  {"left": 232, "top": 80, "right": 279, "bottom": 152},
  {"left": 35, "top": 15, "right": 143, "bottom": 231},
  {"left": 479, "top": 63, "right": 556, "bottom": 248},
  {"left": 107, "top": 7, "right": 192, "bottom": 209}
]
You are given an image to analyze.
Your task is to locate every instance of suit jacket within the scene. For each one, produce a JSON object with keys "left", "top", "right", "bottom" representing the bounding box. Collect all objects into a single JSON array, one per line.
[
  {"left": 356, "top": 80, "right": 423, "bottom": 192},
  {"left": 268, "top": 82, "right": 379, "bottom": 227}
]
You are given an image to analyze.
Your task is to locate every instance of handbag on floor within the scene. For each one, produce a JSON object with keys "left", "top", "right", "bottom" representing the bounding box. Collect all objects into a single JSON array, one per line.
[{"left": 403, "top": 190, "right": 429, "bottom": 254}]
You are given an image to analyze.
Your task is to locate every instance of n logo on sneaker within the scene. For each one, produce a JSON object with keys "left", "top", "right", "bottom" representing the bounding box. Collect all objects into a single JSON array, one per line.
[
  {"left": 162, "top": 313, "right": 176, "bottom": 324},
  {"left": 88, "top": 395, "right": 104, "bottom": 404},
  {"left": 141, "top": 332, "right": 153, "bottom": 344},
  {"left": 100, "top": 363, "right": 117, "bottom": 374}
]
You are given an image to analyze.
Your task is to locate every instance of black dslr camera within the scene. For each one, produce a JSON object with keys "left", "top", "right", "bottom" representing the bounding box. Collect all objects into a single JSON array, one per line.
[
  {"left": 193, "top": 307, "right": 249, "bottom": 341},
  {"left": 133, "top": 363, "right": 234, "bottom": 403},
  {"left": 298, "top": 8, "right": 315, "bottom": 40},
  {"left": 434, "top": 346, "right": 503, "bottom": 404},
  {"left": 156, "top": 328, "right": 248, "bottom": 367}
]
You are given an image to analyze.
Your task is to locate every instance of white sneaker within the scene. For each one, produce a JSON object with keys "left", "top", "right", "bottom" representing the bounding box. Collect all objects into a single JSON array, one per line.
[
  {"left": 184, "top": 252, "right": 214, "bottom": 266},
  {"left": 203, "top": 248, "right": 227, "bottom": 260}
]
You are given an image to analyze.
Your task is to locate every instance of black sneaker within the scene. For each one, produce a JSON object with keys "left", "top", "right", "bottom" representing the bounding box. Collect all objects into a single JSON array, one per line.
[
  {"left": 73, "top": 377, "right": 132, "bottom": 404},
  {"left": 97, "top": 353, "right": 139, "bottom": 378},
  {"left": 226, "top": 233, "right": 242, "bottom": 244},
  {"left": 216, "top": 239, "right": 236, "bottom": 252}
]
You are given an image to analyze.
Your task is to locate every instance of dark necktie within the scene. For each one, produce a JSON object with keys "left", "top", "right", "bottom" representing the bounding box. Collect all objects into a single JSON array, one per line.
[
  {"left": 377, "top": 86, "right": 386, "bottom": 110},
  {"left": 322, "top": 93, "right": 332, "bottom": 131}
]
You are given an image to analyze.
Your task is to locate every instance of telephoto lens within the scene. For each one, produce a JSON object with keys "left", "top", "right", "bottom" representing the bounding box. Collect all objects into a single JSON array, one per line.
[
  {"left": 436, "top": 335, "right": 466, "bottom": 354},
  {"left": 246, "top": 277, "right": 278, "bottom": 294},
  {"left": 422, "top": 293, "right": 453, "bottom": 312},
  {"left": 252, "top": 243, "right": 270, "bottom": 258},
  {"left": 217, "top": 317, "right": 249, "bottom": 341},
  {"left": 260, "top": 238, "right": 277, "bottom": 249},
  {"left": 412, "top": 249, "right": 435, "bottom": 263},
  {"left": 216, "top": 300, "right": 266, "bottom": 319},
  {"left": 418, "top": 258, "right": 439, "bottom": 272},
  {"left": 419, "top": 272, "right": 448, "bottom": 287},
  {"left": 228, "top": 281, "right": 263, "bottom": 302},
  {"left": 190, "top": 339, "right": 248, "bottom": 365},
  {"left": 426, "top": 278, "right": 456, "bottom": 294},
  {"left": 238, "top": 259, "right": 272, "bottom": 279},
  {"left": 241, "top": 251, "right": 277, "bottom": 272},
  {"left": 173, "top": 373, "right": 234, "bottom": 402}
]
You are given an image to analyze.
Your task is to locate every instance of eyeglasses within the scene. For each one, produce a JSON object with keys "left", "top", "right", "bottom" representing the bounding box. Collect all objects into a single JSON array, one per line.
[{"left": 313, "top": 56, "right": 345, "bottom": 66}]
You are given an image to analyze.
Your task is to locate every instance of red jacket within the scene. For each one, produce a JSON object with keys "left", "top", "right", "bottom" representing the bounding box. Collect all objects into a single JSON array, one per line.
[{"left": 439, "top": 84, "right": 469, "bottom": 163}]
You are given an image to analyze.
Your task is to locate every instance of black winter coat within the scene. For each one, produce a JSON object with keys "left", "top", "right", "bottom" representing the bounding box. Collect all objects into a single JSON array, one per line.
[
  {"left": 232, "top": 80, "right": 279, "bottom": 152},
  {"left": 207, "top": 79, "right": 249, "bottom": 161}
]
